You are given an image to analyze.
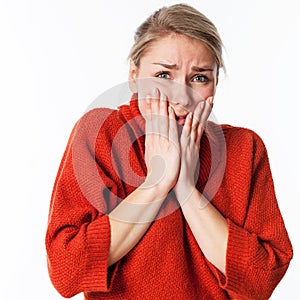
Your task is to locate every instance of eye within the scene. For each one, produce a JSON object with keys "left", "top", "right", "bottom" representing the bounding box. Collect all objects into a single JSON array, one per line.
[
  {"left": 192, "top": 74, "right": 209, "bottom": 83},
  {"left": 156, "top": 72, "right": 171, "bottom": 79}
]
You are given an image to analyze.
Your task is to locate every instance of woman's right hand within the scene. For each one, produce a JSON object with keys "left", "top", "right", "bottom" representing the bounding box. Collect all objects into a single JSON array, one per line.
[
  {"left": 108, "top": 89, "right": 180, "bottom": 265},
  {"left": 142, "top": 89, "right": 181, "bottom": 194}
]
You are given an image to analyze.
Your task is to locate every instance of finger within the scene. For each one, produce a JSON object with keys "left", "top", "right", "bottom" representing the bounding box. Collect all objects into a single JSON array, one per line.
[
  {"left": 199, "top": 96, "right": 213, "bottom": 127},
  {"left": 159, "top": 93, "right": 169, "bottom": 138},
  {"left": 151, "top": 88, "right": 160, "bottom": 134},
  {"left": 181, "top": 111, "right": 193, "bottom": 140},
  {"left": 168, "top": 106, "right": 179, "bottom": 145},
  {"left": 190, "top": 100, "right": 205, "bottom": 142},
  {"left": 145, "top": 95, "right": 152, "bottom": 135},
  {"left": 196, "top": 97, "right": 213, "bottom": 145}
]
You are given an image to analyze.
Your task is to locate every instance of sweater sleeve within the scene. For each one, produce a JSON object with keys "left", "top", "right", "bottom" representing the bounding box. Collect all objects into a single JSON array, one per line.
[
  {"left": 45, "top": 109, "right": 121, "bottom": 298},
  {"left": 214, "top": 131, "right": 293, "bottom": 299}
]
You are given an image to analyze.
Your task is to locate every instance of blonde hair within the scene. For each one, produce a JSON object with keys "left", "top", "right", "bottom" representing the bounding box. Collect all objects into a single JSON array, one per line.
[{"left": 129, "top": 4, "right": 225, "bottom": 72}]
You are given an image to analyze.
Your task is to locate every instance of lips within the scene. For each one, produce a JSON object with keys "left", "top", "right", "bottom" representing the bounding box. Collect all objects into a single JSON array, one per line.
[{"left": 175, "top": 114, "right": 188, "bottom": 125}]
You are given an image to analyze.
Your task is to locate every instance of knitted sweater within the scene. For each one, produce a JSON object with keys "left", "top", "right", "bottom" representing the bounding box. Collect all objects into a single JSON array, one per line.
[{"left": 46, "top": 99, "right": 293, "bottom": 300}]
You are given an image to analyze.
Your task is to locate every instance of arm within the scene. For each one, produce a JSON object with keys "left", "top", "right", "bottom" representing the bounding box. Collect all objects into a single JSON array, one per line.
[
  {"left": 108, "top": 90, "right": 180, "bottom": 265},
  {"left": 173, "top": 101, "right": 293, "bottom": 299},
  {"left": 173, "top": 97, "right": 228, "bottom": 274},
  {"left": 108, "top": 184, "right": 166, "bottom": 266},
  {"left": 46, "top": 92, "right": 180, "bottom": 297},
  {"left": 46, "top": 110, "right": 120, "bottom": 298},
  {"left": 217, "top": 132, "right": 293, "bottom": 299},
  {"left": 180, "top": 189, "right": 228, "bottom": 274}
]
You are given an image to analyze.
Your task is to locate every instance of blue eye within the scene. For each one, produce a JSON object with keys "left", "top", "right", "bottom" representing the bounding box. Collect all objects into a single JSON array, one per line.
[
  {"left": 193, "top": 75, "right": 208, "bottom": 82},
  {"left": 156, "top": 72, "right": 171, "bottom": 79}
]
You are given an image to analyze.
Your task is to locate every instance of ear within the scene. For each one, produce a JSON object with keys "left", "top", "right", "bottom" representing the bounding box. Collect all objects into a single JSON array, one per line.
[{"left": 128, "top": 59, "right": 138, "bottom": 93}]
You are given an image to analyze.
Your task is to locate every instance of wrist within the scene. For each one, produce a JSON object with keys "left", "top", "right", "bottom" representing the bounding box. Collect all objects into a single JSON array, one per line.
[
  {"left": 139, "top": 179, "right": 170, "bottom": 200},
  {"left": 174, "top": 184, "right": 197, "bottom": 205}
]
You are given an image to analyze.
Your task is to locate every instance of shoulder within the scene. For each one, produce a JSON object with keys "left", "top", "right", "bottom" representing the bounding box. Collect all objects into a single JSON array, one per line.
[
  {"left": 66, "top": 107, "right": 129, "bottom": 154},
  {"left": 78, "top": 107, "right": 123, "bottom": 128},
  {"left": 221, "top": 123, "right": 260, "bottom": 139},
  {"left": 221, "top": 124, "right": 266, "bottom": 148},
  {"left": 75, "top": 107, "right": 125, "bottom": 137},
  {"left": 219, "top": 124, "right": 269, "bottom": 164}
]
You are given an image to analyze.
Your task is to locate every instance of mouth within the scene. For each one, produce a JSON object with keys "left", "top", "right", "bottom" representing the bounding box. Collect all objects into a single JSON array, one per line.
[{"left": 175, "top": 114, "right": 188, "bottom": 126}]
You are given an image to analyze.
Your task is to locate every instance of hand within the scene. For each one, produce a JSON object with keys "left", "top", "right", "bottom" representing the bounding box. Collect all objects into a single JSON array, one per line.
[
  {"left": 142, "top": 89, "right": 181, "bottom": 194},
  {"left": 173, "top": 96, "right": 213, "bottom": 203}
]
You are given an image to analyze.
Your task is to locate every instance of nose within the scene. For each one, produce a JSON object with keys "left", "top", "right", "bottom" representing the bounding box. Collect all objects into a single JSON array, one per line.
[{"left": 169, "top": 81, "right": 195, "bottom": 108}]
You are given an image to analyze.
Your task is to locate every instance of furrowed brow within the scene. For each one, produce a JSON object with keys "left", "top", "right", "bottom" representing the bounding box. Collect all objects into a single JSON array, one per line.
[
  {"left": 152, "top": 63, "right": 178, "bottom": 70},
  {"left": 192, "top": 66, "right": 214, "bottom": 72}
]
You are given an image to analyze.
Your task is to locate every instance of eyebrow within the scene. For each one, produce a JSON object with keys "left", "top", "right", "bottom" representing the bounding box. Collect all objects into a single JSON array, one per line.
[
  {"left": 152, "top": 62, "right": 213, "bottom": 72},
  {"left": 192, "top": 66, "right": 214, "bottom": 72},
  {"left": 152, "top": 63, "right": 178, "bottom": 69}
]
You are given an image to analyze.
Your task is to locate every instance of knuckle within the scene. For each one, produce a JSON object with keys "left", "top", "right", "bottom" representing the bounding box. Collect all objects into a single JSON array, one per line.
[{"left": 192, "top": 123, "right": 198, "bottom": 131}]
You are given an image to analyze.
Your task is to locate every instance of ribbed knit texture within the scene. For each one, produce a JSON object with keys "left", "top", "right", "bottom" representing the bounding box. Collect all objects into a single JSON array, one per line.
[{"left": 46, "top": 98, "right": 293, "bottom": 299}]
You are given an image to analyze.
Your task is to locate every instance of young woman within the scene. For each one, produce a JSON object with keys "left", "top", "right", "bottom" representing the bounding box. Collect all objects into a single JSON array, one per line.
[{"left": 46, "top": 4, "right": 293, "bottom": 299}]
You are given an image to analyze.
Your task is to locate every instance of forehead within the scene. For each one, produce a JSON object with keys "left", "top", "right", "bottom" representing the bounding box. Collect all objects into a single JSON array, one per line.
[{"left": 141, "top": 34, "right": 216, "bottom": 66}]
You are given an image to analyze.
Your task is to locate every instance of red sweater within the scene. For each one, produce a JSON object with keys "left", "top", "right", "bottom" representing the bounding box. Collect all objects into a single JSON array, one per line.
[{"left": 46, "top": 99, "right": 293, "bottom": 299}]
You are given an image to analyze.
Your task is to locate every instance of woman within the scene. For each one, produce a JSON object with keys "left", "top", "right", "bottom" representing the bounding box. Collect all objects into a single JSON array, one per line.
[{"left": 46, "top": 4, "right": 293, "bottom": 299}]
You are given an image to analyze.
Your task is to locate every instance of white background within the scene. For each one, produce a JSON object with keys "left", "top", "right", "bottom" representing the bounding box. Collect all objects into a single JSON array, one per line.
[{"left": 0, "top": 0, "right": 299, "bottom": 299}]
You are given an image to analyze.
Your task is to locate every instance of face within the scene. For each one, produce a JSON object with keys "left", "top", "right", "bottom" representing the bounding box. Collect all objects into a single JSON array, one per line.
[{"left": 129, "top": 34, "right": 218, "bottom": 119}]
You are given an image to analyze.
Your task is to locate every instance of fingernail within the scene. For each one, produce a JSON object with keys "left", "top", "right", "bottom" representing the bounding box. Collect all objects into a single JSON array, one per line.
[
  {"left": 160, "top": 93, "right": 166, "bottom": 101},
  {"left": 189, "top": 112, "right": 193, "bottom": 118},
  {"left": 207, "top": 96, "right": 214, "bottom": 105},
  {"left": 153, "top": 88, "right": 159, "bottom": 98}
]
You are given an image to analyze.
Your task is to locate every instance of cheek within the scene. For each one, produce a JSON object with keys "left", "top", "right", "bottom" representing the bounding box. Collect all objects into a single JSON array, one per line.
[
  {"left": 137, "top": 99, "right": 147, "bottom": 118},
  {"left": 195, "top": 81, "right": 217, "bottom": 99},
  {"left": 135, "top": 78, "right": 172, "bottom": 104}
]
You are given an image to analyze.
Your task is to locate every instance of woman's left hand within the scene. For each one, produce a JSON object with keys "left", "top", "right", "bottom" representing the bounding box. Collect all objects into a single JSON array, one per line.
[{"left": 173, "top": 96, "right": 213, "bottom": 203}]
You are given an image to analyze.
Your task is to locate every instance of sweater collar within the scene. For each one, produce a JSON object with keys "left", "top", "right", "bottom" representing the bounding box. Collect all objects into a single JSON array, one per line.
[{"left": 118, "top": 93, "right": 145, "bottom": 132}]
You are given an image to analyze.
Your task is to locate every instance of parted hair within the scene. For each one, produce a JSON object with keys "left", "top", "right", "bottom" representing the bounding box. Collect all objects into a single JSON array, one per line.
[{"left": 129, "top": 4, "right": 225, "bottom": 71}]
